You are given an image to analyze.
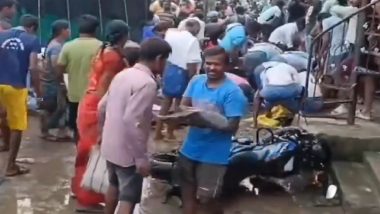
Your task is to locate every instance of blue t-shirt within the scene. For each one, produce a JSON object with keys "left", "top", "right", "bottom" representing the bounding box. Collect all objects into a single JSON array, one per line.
[
  {"left": 0, "top": 28, "right": 40, "bottom": 88},
  {"left": 220, "top": 23, "right": 247, "bottom": 53},
  {"left": 181, "top": 74, "right": 248, "bottom": 165},
  {"left": 142, "top": 25, "right": 156, "bottom": 41}
]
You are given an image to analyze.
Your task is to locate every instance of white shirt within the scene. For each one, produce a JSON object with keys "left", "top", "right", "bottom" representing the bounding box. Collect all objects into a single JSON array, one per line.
[
  {"left": 330, "top": 5, "right": 358, "bottom": 44},
  {"left": 258, "top": 6, "right": 282, "bottom": 24},
  {"left": 165, "top": 29, "right": 202, "bottom": 69},
  {"left": 268, "top": 22, "right": 299, "bottom": 48},
  {"left": 178, "top": 17, "right": 205, "bottom": 40},
  {"left": 321, "top": 0, "right": 338, "bottom": 13},
  {"left": 261, "top": 62, "right": 299, "bottom": 87},
  {"left": 322, "top": 16, "right": 347, "bottom": 56}
]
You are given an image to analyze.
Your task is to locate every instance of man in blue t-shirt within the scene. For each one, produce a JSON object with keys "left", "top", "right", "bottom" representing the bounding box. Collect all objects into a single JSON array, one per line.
[
  {"left": 0, "top": 14, "right": 40, "bottom": 177},
  {"left": 178, "top": 47, "right": 248, "bottom": 214}
]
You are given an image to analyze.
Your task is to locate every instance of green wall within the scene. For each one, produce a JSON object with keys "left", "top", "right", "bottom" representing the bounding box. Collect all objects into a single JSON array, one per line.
[{"left": 14, "top": 0, "right": 149, "bottom": 45}]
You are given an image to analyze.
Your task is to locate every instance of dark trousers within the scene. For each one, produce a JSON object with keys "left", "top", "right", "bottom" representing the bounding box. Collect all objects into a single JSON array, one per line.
[{"left": 68, "top": 102, "right": 79, "bottom": 143}]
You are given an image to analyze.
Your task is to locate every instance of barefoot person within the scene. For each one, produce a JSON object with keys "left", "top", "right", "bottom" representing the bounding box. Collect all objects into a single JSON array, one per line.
[
  {"left": 0, "top": 14, "right": 41, "bottom": 176},
  {"left": 100, "top": 38, "right": 172, "bottom": 214},
  {"left": 155, "top": 19, "right": 202, "bottom": 140},
  {"left": 178, "top": 47, "right": 248, "bottom": 214},
  {"left": 73, "top": 20, "right": 129, "bottom": 212}
]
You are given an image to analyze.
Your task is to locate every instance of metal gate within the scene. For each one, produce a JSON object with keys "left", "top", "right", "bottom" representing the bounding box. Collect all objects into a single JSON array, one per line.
[{"left": 14, "top": 0, "right": 149, "bottom": 44}]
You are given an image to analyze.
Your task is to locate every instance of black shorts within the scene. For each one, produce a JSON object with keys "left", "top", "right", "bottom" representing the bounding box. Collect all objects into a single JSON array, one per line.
[
  {"left": 177, "top": 154, "right": 227, "bottom": 202},
  {"left": 106, "top": 162, "right": 143, "bottom": 203}
]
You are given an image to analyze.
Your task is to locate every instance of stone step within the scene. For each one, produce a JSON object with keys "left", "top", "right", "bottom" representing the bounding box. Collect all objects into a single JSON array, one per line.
[
  {"left": 332, "top": 162, "right": 380, "bottom": 213},
  {"left": 364, "top": 152, "right": 380, "bottom": 193}
]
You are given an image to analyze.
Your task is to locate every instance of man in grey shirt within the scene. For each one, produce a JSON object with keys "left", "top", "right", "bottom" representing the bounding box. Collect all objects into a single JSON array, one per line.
[{"left": 0, "top": 0, "right": 16, "bottom": 31}]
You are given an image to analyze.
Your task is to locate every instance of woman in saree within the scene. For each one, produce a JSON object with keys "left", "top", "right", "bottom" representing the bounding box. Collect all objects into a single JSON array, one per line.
[{"left": 72, "top": 20, "right": 129, "bottom": 212}]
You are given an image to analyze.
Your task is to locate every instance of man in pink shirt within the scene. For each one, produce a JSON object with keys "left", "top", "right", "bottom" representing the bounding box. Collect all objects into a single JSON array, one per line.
[{"left": 99, "top": 38, "right": 172, "bottom": 214}]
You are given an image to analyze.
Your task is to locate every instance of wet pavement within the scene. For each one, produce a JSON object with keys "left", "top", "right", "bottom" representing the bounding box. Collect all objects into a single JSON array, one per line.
[{"left": 0, "top": 117, "right": 346, "bottom": 214}]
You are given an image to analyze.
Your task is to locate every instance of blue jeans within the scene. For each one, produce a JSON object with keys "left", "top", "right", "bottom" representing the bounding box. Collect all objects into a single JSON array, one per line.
[
  {"left": 260, "top": 84, "right": 304, "bottom": 112},
  {"left": 41, "top": 82, "right": 67, "bottom": 129}
]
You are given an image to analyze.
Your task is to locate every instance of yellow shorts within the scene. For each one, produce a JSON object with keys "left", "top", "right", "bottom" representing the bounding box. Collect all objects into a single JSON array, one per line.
[{"left": 0, "top": 85, "right": 28, "bottom": 131}]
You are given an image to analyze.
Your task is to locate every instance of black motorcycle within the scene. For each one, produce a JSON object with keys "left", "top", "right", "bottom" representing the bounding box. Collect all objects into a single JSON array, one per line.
[{"left": 150, "top": 127, "right": 332, "bottom": 203}]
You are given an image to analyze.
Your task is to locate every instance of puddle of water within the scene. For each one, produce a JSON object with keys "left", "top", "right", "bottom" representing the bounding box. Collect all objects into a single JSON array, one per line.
[{"left": 17, "top": 198, "right": 33, "bottom": 214}]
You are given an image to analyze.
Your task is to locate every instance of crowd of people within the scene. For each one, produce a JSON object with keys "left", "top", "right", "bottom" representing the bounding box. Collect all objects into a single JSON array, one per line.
[{"left": 0, "top": 0, "right": 379, "bottom": 213}]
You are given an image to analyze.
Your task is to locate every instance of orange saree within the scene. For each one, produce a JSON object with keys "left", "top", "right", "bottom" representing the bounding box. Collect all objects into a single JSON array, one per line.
[{"left": 72, "top": 49, "right": 124, "bottom": 206}]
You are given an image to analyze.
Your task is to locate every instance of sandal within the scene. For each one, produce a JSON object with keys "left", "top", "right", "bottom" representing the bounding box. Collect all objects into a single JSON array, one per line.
[
  {"left": 41, "top": 134, "right": 70, "bottom": 142},
  {"left": 330, "top": 105, "right": 348, "bottom": 116},
  {"left": 75, "top": 204, "right": 104, "bottom": 213},
  {"left": 56, "top": 135, "right": 73, "bottom": 142},
  {"left": 16, "top": 158, "right": 35, "bottom": 164},
  {"left": 6, "top": 165, "right": 30, "bottom": 177},
  {"left": 40, "top": 134, "right": 58, "bottom": 142}
]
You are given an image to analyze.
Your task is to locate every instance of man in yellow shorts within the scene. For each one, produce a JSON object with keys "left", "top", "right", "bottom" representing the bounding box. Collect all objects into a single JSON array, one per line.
[{"left": 0, "top": 14, "right": 41, "bottom": 176}]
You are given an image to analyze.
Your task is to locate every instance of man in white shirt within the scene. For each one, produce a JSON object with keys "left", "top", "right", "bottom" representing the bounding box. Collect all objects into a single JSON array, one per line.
[
  {"left": 330, "top": 0, "right": 359, "bottom": 45},
  {"left": 178, "top": 11, "right": 205, "bottom": 40},
  {"left": 155, "top": 19, "right": 202, "bottom": 140},
  {"left": 317, "top": 13, "right": 349, "bottom": 68},
  {"left": 268, "top": 18, "right": 306, "bottom": 50},
  {"left": 257, "top": 62, "right": 304, "bottom": 111},
  {"left": 244, "top": 42, "right": 283, "bottom": 88}
]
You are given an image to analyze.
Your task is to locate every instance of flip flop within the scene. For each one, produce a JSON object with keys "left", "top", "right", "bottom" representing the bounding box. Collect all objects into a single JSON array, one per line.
[
  {"left": 16, "top": 158, "right": 35, "bottom": 164},
  {"left": 330, "top": 105, "right": 348, "bottom": 116},
  {"left": 6, "top": 165, "right": 30, "bottom": 177},
  {"left": 75, "top": 204, "right": 104, "bottom": 213},
  {"left": 40, "top": 134, "right": 60, "bottom": 142},
  {"left": 56, "top": 135, "right": 73, "bottom": 142}
]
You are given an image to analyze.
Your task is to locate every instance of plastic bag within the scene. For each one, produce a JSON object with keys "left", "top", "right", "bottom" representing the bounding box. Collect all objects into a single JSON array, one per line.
[
  {"left": 27, "top": 91, "right": 39, "bottom": 111},
  {"left": 257, "top": 105, "right": 293, "bottom": 128}
]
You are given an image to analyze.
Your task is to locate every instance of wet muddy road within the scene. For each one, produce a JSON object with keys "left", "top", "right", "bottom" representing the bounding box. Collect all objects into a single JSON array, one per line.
[{"left": 0, "top": 117, "right": 344, "bottom": 214}]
